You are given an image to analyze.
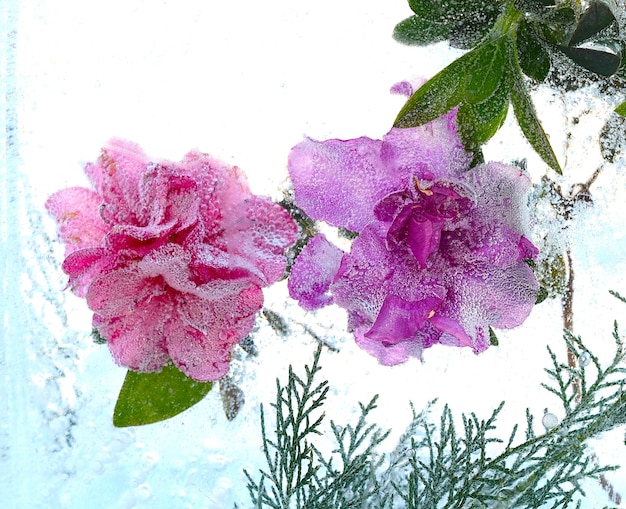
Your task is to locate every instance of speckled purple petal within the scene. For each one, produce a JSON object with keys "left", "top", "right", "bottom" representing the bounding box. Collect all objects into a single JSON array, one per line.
[
  {"left": 288, "top": 137, "right": 403, "bottom": 231},
  {"left": 380, "top": 111, "right": 472, "bottom": 181},
  {"left": 288, "top": 234, "right": 344, "bottom": 311}
]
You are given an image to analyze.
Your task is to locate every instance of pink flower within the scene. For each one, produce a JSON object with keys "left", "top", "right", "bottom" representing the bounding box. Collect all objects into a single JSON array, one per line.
[{"left": 47, "top": 139, "right": 298, "bottom": 381}]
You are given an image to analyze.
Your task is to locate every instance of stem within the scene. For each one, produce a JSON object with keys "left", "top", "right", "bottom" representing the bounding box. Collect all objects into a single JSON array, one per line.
[
  {"left": 558, "top": 167, "right": 621, "bottom": 505},
  {"left": 562, "top": 248, "right": 579, "bottom": 397},
  {"left": 492, "top": 1, "right": 522, "bottom": 39}
]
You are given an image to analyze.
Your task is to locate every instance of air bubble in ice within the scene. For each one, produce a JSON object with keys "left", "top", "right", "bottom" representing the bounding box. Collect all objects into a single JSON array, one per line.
[
  {"left": 542, "top": 412, "right": 559, "bottom": 431},
  {"left": 135, "top": 483, "right": 152, "bottom": 501},
  {"left": 578, "top": 351, "right": 590, "bottom": 367}
]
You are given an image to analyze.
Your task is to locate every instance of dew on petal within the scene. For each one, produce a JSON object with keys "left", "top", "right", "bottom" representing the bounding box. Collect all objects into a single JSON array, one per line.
[{"left": 47, "top": 140, "right": 297, "bottom": 381}]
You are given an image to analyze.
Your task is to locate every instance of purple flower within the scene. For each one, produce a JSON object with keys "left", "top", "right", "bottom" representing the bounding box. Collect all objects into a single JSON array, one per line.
[{"left": 287, "top": 94, "right": 538, "bottom": 365}]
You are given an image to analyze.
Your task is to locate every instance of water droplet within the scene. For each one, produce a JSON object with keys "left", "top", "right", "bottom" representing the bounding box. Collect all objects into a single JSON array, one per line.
[
  {"left": 542, "top": 412, "right": 559, "bottom": 431},
  {"left": 578, "top": 351, "right": 591, "bottom": 367}
]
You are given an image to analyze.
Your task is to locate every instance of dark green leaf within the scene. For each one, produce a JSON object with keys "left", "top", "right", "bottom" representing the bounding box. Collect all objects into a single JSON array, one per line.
[
  {"left": 113, "top": 363, "right": 213, "bottom": 427},
  {"left": 394, "top": 49, "right": 476, "bottom": 128},
  {"left": 535, "top": 286, "right": 549, "bottom": 304},
  {"left": 557, "top": 45, "right": 621, "bottom": 76},
  {"left": 536, "top": 8, "right": 576, "bottom": 45},
  {"left": 569, "top": 0, "right": 616, "bottom": 46},
  {"left": 489, "top": 327, "right": 499, "bottom": 346},
  {"left": 92, "top": 328, "right": 107, "bottom": 345},
  {"left": 407, "top": 0, "right": 446, "bottom": 21},
  {"left": 517, "top": 20, "right": 551, "bottom": 81},
  {"left": 615, "top": 100, "right": 626, "bottom": 117},
  {"left": 393, "top": 15, "right": 450, "bottom": 47},
  {"left": 449, "top": 11, "right": 500, "bottom": 49},
  {"left": 469, "top": 148, "right": 485, "bottom": 168},
  {"left": 514, "top": 0, "right": 556, "bottom": 16},
  {"left": 465, "top": 41, "right": 506, "bottom": 104},
  {"left": 510, "top": 70, "right": 562, "bottom": 173}
]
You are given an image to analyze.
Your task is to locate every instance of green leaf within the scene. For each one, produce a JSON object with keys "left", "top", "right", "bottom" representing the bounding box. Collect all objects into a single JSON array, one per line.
[
  {"left": 113, "top": 363, "right": 213, "bottom": 427},
  {"left": 393, "top": 15, "right": 450, "bottom": 47},
  {"left": 569, "top": 0, "right": 615, "bottom": 46},
  {"left": 457, "top": 74, "right": 510, "bottom": 151},
  {"left": 536, "top": 8, "right": 576, "bottom": 45},
  {"left": 517, "top": 20, "right": 551, "bottom": 82},
  {"left": 510, "top": 68, "right": 561, "bottom": 173},
  {"left": 407, "top": 0, "right": 445, "bottom": 20},
  {"left": 394, "top": 49, "right": 476, "bottom": 128},
  {"left": 535, "top": 286, "right": 549, "bottom": 304},
  {"left": 557, "top": 44, "right": 621, "bottom": 77},
  {"left": 489, "top": 327, "right": 499, "bottom": 346},
  {"left": 464, "top": 40, "right": 506, "bottom": 104},
  {"left": 615, "top": 100, "right": 626, "bottom": 117}
]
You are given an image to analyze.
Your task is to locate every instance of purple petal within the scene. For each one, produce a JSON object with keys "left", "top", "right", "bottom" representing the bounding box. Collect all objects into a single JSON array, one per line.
[
  {"left": 406, "top": 213, "right": 443, "bottom": 268},
  {"left": 380, "top": 111, "right": 471, "bottom": 181},
  {"left": 288, "top": 234, "right": 344, "bottom": 311},
  {"left": 288, "top": 137, "right": 403, "bottom": 231},
  {"left": 365, "top": 294, "right": 443, "bottom": 345}
]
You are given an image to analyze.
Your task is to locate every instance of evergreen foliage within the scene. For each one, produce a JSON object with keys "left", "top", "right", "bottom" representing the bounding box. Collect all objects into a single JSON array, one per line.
[{"left": 245, "top": 298, "right": 626, "bottom": 508}]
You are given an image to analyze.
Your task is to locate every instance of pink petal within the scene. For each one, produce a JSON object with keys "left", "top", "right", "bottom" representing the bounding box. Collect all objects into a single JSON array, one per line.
[
  {"left": 95, "top": 297, "right": 170, "bottom": 373},
  {"left": 86, "top": 266, "right": 159, "bottom": 318},
  {"left": 222, "top": 196, "right": 298, "bottom": 284},
  {"left": 45, "top": 187, "right": 109, "bottom": 255},
  {"left": 62, "top": 247, "right": 114, "bottom": 297},
  {"left": 168, "top": 285, "right": 263, "bottom": 381}
]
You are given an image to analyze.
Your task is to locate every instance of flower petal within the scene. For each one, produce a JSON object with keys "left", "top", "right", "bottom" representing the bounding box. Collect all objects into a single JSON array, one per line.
[
  {"left": 168, "top": 286, "right": 263, "bottom": 381},
  {"left": 289, "top": 136, "right": 402, "bottom": 231},
  {"left": 222, "top": 196, "right": 298, "bottom": 285},
  {"left": 45, "top": 187, "right": 108, "bottom": 255},
  {"left": 365, "top": 294, "right": 443, "bottom": 345},
  {"left": 95, "top": 296, "right": 170, "bottom": 373},
  {"left": 380, "top": 111, "right": 471, "bottom": 181},
  {"left": 288, "top": 234, "right": 344, "bottom": 311}
]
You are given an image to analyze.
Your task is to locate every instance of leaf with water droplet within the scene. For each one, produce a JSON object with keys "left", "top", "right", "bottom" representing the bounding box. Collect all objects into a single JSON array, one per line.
[
  {"left": 394, "top": 49, "right": 476, "bottom": 128},
  {"left": 616, "top": 100, "right": 626, "bottom": 117},
  {"left": 489, "top": 327, "right": 499, "bottom": 346},
  {"left": 457, "top": 64, "right": 510, "bottom": 151},
  {"left": 464, "top": 40, "right": 506, "bottom": 104},
  {"left": 517, "top": 19, "right": 551, "bottom": 82},
  {"left": 393, "top": 15, "right": 450, "bottom": 47},
  {"left": 510, "top": 69, "right": 562, "bottom": 173},
  {"left": 113, "top": 363, "right": 212, "bottom": 427}
]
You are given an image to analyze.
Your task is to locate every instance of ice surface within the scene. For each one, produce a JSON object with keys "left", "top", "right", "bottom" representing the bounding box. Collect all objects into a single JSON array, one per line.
[{"left": 2, "top": 0, "right": 626, "bottom": 507}]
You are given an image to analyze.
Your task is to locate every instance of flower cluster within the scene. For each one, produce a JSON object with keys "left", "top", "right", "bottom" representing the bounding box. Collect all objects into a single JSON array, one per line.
[
  {"left": 288, "top": 89, "right": 538, "bottom": 365},
  {"left": 47, "top": 139, "right": 297, "bottom": 381}
]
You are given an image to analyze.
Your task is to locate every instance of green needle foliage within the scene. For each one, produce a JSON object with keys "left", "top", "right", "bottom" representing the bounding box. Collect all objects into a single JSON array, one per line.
[
  {"left": 245, "top": 295, "right": 626, "bottom": 508},
  {"left": 393, "top": 0, "right": 626, "bottom": 174}
]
